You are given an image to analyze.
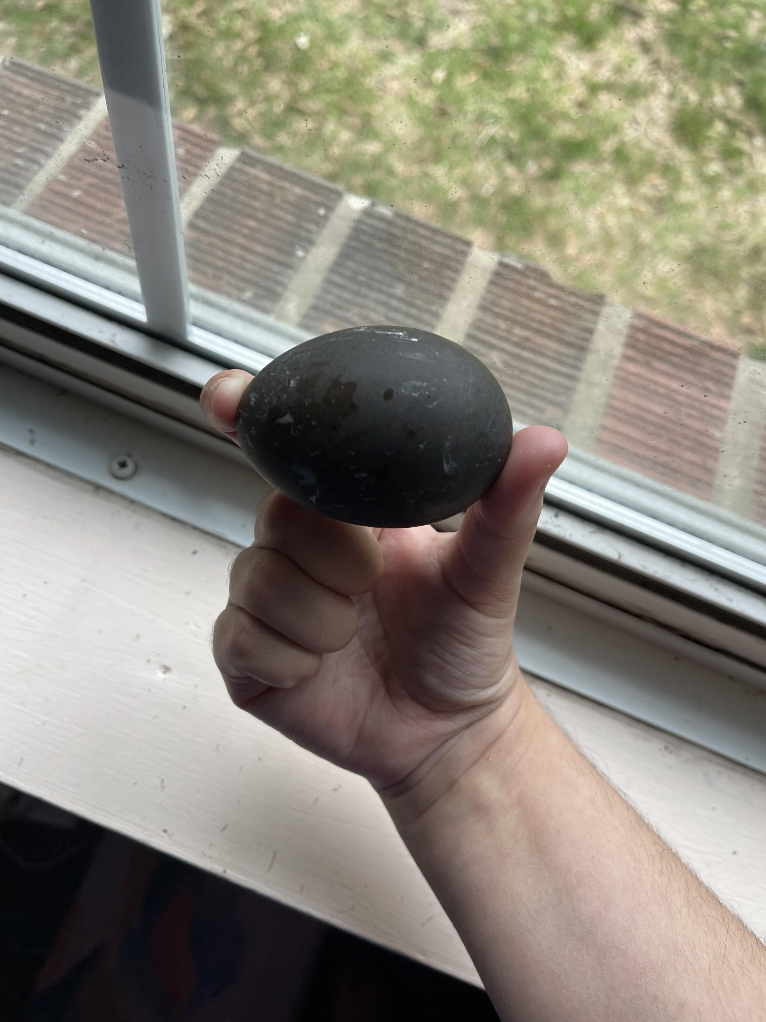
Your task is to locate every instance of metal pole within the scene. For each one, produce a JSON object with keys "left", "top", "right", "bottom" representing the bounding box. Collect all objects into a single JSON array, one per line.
[{"left": 88, "top": 0, "right": 190, "bottom": 342}]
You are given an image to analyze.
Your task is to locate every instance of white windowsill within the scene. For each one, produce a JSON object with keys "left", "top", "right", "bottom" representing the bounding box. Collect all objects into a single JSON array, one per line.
[{"left": 1, "top": 443, "right": 765, "bottom": 982}]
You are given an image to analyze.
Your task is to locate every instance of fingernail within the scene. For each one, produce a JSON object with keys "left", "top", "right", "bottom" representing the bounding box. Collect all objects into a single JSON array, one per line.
[
  {"left": 536, "top": 475, "right": 554, "bottom": 500},
  {"left": 213, "top": 375, "right": 243, "bottom": 404},
  {"left": 201, "top": 374, "right": 242, "bottom": 430},
  {"left": 201, "top": 374, "right": 225, "bottom": 406}
]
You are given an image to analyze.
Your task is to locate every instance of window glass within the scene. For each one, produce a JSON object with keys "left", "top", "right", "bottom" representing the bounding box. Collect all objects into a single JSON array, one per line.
[
  {"left": 161, "top": 0, "right": 766, "bottom": 546},
  {"left": 0, "top": 2, "right": 138, "bottom": 298},
  {"left": 3, "top": 1, "right": 766, "bottom": 553}
]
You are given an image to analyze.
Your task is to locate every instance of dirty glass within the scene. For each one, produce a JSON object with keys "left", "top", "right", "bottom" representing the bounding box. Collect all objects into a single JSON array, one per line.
[
  {"left": 3, "top": 1, "right": 766, "bottom": 556},
  {"left": 0, "top": 2, "right": 141, "bottom": 298},
  {"left": 161, "top": 0, "right": 766, "bottom": 547}
]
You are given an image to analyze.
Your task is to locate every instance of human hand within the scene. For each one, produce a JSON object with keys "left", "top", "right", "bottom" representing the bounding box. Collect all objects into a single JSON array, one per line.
[{"left": 201, "top": 369, "right": 567, "bottom": 812}]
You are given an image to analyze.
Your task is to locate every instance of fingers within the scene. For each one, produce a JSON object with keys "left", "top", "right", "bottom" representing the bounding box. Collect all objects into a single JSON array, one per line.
[
  {"left": 441, "top": 426, "right": 568, "bottom": 618},
  {"left": 201, "top": 371, "right": 384, "bottom": 592},
  {"left": 229, "top": 545, "right": 358, "bottom": 654},
  {"left": 213, "top": 605, "right": 320, "bottom": 700},
  {"left": 200, "top": 369, "right": 253, "bottom": 444},
  {"left": 212, "top": 492, "right": 382, "bottom": 707},
  {"left": 203, "top": 369, "right": 383, "bottom": 711},
  {"left": 256, "top": 491, "right": 384, "bottom": 596}
]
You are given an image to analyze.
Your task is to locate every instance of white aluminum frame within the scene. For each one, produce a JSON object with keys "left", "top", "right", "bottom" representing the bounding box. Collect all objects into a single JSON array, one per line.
[
  {"left": 88, "top": 0, "right": 189, "bottom": 341},
  {"left": 0, "top": 209, "right": 308, "bottom": 359},
  {"left": 2, "top": 253, "right": 766, "bottom": 594}
]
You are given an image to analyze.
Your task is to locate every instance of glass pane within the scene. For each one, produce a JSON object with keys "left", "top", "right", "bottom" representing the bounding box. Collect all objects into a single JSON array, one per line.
[
  {"left": 160, "top": 0, "right": 766, "bottom": 548},
  {"left": 0, "top": 2, "right": 139, "bottom": 300},
  {"left": 4, "top": 1, "right": 766, "bottom": 556}
]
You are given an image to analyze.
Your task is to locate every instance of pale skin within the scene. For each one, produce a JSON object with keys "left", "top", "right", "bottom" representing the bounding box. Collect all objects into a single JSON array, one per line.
[{"left": 202, "top": 368, "right": 766, "bottom": 1021}]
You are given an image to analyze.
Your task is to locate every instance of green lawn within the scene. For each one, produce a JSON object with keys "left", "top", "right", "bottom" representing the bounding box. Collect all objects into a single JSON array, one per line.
[{"left": 3, "top": 0, "right": 765, "bottom": 354}]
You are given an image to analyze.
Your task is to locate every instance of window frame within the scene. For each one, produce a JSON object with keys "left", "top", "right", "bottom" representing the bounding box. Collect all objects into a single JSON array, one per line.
[
  {"left": 2, "top": 270, "right": 766, "bottom": 778},
  {"left": 87, "top": 0, "right": 189, "bottom": 341},
  {"left": 3, "top": 233, "right": 766, "bottom": 590}
]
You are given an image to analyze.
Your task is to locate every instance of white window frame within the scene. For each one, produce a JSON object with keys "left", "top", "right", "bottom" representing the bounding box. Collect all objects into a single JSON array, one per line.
[{"left": 88, "top": 0, "right": 189, "bottom": 340}]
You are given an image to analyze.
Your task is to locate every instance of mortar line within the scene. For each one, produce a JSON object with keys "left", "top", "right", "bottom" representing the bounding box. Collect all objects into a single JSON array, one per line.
[
  {"left": 272, "top": 194, "right": 370, "bottom": 327},
  {"left": 435, "top": 246, "right": 498, "bottom": 344},
  {"left": 180, "top": 146, "right": 240, "bottom": 228},
  {"left": 711, "top": 353, "right": 766, "bottom": 517},
  {"left": 11, "top": 95, "right": 109, "bottom": 212},
  {"left": 563, "top": 301, "right": 632, "bottom": 453}
]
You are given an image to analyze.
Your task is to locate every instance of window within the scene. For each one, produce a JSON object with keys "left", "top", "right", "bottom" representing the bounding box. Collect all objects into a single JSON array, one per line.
[
  {"left": 0, "top": 33, "right": 140, "bottom": 307},
  {"left": 2, "top": 0, "right": 766, "bottom": 582}
]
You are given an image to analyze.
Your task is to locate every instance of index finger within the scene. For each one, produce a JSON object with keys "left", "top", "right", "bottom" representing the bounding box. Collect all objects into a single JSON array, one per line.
[
  {"left": 200, "top": 369, "right": 253, "bottom": 444},
  {"left": 255, "top": 491, "right": 384, "bottom": 596},
  {"left": 200, "top": 367, "right": 383, "bottom": 544}
]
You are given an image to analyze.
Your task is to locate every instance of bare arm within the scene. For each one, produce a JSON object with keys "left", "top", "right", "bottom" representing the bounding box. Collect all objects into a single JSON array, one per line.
[
  {"left": 385, "top": 678, "right": 766, "bottom": 1021},
  {"left": 202, "top": 369, "right": 766, "bottom": 1021}
]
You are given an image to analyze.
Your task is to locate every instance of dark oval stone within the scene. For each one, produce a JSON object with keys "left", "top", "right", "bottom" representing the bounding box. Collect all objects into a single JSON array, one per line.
[{"left": 236, "top": 325, "right": 513, "bottom": 528}]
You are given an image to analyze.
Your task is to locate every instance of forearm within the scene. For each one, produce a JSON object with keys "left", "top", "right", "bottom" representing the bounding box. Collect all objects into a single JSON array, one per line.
[{"left": 384, "top": 681, "right": 766, "bottom": 1022}]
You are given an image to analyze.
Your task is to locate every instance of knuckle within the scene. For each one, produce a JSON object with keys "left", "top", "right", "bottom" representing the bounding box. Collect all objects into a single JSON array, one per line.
[
  {"left": 227, "top": 546, "right": 253, "bottom": 591},
  {"left": 213, "top": 607, "right": 257, "bottom": 672},
  {"left": 230, "top": 546, "right": 280, "bottom": 609},
  {"left": 226, "top": 675, "right": 260, "bottom": 710},
  {"left": 227, "top": 613, "right": 258, "bottom": 668},
  {"left": 213, "top": 606, "right": 320, "bottom": 692},
  {"left": 251, "top": 546, "right": 285, "bottom": 589},
  {"left": 211, "top": 609, "right": 232, "bottom": 661}
]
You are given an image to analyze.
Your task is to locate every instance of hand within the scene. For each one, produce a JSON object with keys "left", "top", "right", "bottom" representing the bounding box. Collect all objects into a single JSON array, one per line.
[{"left": 201, "top": 369, "right": 567, "bottom": 808}]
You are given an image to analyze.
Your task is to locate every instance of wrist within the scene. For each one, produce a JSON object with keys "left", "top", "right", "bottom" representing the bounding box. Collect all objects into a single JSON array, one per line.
[{"left": 380, "top": 665, "right": 549, "bottom": 831}]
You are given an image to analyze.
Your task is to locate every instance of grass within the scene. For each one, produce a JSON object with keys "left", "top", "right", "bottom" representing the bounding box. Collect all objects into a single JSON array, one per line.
[{"left": 2, "top": 0, "right": 766, "bottom": 354}]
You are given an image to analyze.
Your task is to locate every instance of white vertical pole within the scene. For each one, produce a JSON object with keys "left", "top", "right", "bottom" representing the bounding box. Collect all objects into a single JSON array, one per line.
[{"left": 88, "top": 0, "right": 190, "bottom": 342}]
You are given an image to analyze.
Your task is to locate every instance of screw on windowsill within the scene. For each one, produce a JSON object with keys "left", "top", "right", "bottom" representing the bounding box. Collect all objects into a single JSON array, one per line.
[{"left": 109, "top": 454, "right": 138, "bottom": 480}]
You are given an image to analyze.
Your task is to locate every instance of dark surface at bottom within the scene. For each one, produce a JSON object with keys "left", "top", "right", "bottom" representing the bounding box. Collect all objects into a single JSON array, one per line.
[
  {"left": 0, "top": 791, "right": 103, "bottom": 1021},
  {"left": 0, "top": 788, "right": 498, "bottom": 1021},
  {"left": 296, "top": 927, "right": 499, "bottom": 1022}
]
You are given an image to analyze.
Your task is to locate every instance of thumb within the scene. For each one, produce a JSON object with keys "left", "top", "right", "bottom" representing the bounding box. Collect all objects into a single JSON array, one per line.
[{"left": 441, "top": 426, "right": 567, "bottom": 618}]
